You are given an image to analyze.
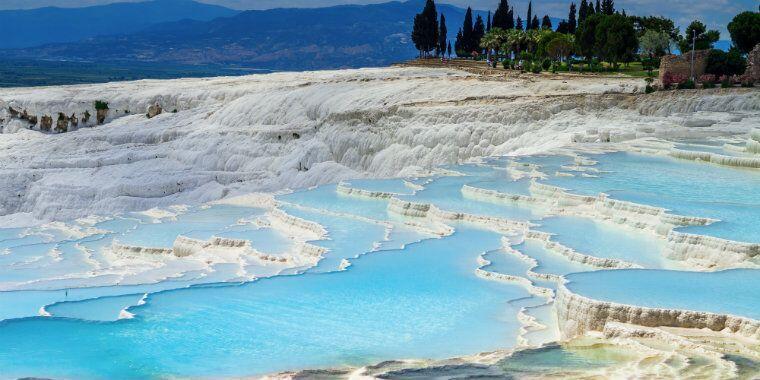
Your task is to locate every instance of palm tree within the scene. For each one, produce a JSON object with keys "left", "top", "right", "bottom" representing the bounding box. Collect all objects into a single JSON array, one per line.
[
  {"left": 525, "top": 29, "right": 541, "bottom": 55},
  {"left": 480, "top": 30, "right": 501, "bottom": 62},
  {"left": 481, "top": 27, "right": 509, "bottom": 61},
  {"left": 507, "top": 29, "right": 526, "bottom": 58},
  {"left": 546, "top": 33, "right": 575, "bottom": 62}
]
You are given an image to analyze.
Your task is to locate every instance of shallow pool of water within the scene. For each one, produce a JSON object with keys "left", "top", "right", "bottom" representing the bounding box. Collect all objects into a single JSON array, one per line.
[
  {"left": 0, "top": 226, "right": 530, "bottom": 379},
  {"left": 0, "top": 146, "right": 757, "bottom": 378},
  {"left": 536, "top": 216, "right": 667, "bottom": 268},
  {"left": 541, "top": 152, "right": 760, "bottom": 243},
  {"left": 565, "top": 269, "right": 760, "bottom": 319}
]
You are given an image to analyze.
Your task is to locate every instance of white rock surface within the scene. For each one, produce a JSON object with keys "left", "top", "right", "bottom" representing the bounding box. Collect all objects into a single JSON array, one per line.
[{"left": 0, "top": 67, "right": 757, "bottom": 224}]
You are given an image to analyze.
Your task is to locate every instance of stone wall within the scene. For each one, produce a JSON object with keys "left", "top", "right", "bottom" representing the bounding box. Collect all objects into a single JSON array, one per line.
[
  {"left": 658, "top": 50, "right": 710, "bottom": 83},
  {"left": 748, "top": 44, "right": 760, "bottom": 82}
]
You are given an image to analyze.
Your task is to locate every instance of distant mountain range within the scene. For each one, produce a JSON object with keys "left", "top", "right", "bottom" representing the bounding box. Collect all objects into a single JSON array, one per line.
[
  {"left": 0, "top": 0, "right": 238, "bottom": 49},
  {"left": 2, "top": 0, "right": 505, "bottom": 70}
]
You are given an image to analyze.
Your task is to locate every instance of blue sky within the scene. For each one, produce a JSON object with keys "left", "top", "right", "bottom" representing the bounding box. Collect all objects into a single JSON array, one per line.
[{"left": 1, "top": 0, "right": 755, "bottom": 36}]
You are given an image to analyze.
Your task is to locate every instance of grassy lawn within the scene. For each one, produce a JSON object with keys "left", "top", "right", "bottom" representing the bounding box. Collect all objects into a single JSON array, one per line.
[
  {"left": 464, "top": 58, "right": 658, "bottom": 78},
  {"left": 551, "top": 61, "right": 657, "bottom": 77},
  {"left": 604, "top": 61, "right": 658, "bottom": 77}
]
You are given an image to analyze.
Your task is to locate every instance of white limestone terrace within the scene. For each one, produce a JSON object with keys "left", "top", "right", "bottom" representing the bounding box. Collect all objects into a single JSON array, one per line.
[
  {"left": 1, "top": 67, "right": 759, "bottom": 379},
  {"left": 1, "top": 66, "right": 757, "bottom": 226},
  {"left": 555, "top": 269, "right": 760, "bottom": 344}
]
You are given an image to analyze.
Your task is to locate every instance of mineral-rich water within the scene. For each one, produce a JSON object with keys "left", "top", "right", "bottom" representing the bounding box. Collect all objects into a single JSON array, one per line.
[
  {"left": 0, "top": 147, "right": 757, "bottom": 378},
  {"left": 0, "top": 225, "right": 530, "bottom": 379},
  {"left": 537, "top": 152, "right": 760, "bottom": 243},
  {"left": 535, "top": 216, "right": 667, "bottom": 268},
  {"left": 565, "top": 269, "right": 759, "bottom": 319}
]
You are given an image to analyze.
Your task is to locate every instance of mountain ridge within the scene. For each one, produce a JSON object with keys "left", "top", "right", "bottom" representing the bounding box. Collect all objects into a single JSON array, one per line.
[
  {"left": 0, "top": 0, "right": 239, "bottom": 49},
  {"left": 2, "top": 0, "right": 561, "bottom": 71}
]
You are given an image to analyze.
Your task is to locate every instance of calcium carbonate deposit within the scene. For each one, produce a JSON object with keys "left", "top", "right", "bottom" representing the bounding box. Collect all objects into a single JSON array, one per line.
[{"left": 0, "top": 67, "right": 759, "bottom": 378}]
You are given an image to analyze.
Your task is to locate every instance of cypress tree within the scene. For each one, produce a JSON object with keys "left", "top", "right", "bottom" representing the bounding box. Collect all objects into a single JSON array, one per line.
[
  {"left": 588, "top": 0, "right": 596, "bottom": 15},
  {"left": 455, "top": 28, "right": 464, "bottom": 56},
  {"left": 486, "top": 11, "right": 492, "bottom": 32},
  {"left": 462, "top": 8, "right": 474, "bottom": 54},
  {"left": 424, "top": 0, "right": 439, "bottom": 56},
  {"left": 532, "top": 15, "right": 540, "bottom": 30},
  {"left": 578, "top": 0, "right": 588, "bottom": 24},
  {"left": 492, "top": 0, "right": 503, "bottom": 28},
  {"left": 595, "top": 0, "right": 601, "bottom": 15},
  {"left": 516, "top": 16, "right": 523, "bottom": 30},
  {"left": 556, "top": 20, "right": 570, "bottom": 33},
  {"left": 411, "top": 0, "right": 439, "bottom": 58},
  {"left": 507, "top": 7, "right": 514, "bottom": 29},
  {"left": 576, "top": 13, "right": 602, "bottom": 62},
  {"left": 569, "top": 3, "right": 577, "bottom": 34},
  {"left": 526, "top": 1, "right": 533, "bottom": 30},
  {"left": 447, "top": 40, "right": 452, "bottom": 57},
  {"left": 439, "top": 14, "right": 448, "bottom": 56},
  {"left": 412, "top": 14, "right": 424, "bottom": 58},
  {"left": 601, "top": 0, "right": 614, "bottom": 15},
  {"left": 542, "top": 15, "right": 552, "bottom": 30},
  {"left": 473, "top": 15, "right": 486, "bottom": 52},
  {"left": 493, "top": 0, "right": 510, "bottom": 29}
]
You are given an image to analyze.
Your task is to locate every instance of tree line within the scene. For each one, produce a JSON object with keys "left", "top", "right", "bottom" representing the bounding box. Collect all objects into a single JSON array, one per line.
[{"left": 412, "top": 0, "right": 759, "bottom": 76}]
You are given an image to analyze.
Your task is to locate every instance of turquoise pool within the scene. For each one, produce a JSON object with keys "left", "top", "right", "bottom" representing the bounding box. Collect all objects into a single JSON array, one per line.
[{"left": 0, "top": 146, "right": 757, "bottom": 378}]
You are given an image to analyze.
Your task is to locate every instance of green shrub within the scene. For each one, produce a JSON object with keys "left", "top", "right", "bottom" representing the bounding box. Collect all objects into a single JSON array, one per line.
[
  {"left": 645, "top": 84, "right": 656, "bottom": 94},
  {"left": 741, "top": 81, "right": 755, "bottom": 88},
  {"left": 542, "top": 58, "right": 552, "bottom": 70},
  {"left": 502, "top": 59, "right": 512, "bottom": 69},
  {"left": 721, "top": 79, "right": 732, "bottom": 88},
  {"left": 94, "top": 100, "right": 109, "bottom": 110},
  {"left": 702, "top": 81, "right": 716, "bottom": 89},
  {"left": 677, "top": 80, "right": 696, "bottom": 89},
  {"left": 531, "top": 62, "right": 542, "bottom": 74},
  {"left": 706, "top": 49, "right": 747, "bottom": 77}
]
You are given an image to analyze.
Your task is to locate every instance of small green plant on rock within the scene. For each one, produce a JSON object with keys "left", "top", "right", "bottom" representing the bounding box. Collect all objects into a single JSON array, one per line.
[
  {"left": 645, "top": 77, "right": 656, "bottom": 93},
  {"left": 542, "top": 58, "right": 551, "bottom": 70},
  {"left": 94, "top": 100, "right": 109, "bottom": 110}
]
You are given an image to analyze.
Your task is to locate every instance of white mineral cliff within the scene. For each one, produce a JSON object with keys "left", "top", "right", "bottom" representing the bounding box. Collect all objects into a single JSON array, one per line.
[
  {"left": 555, "top": 282, "right": 760, "bottom": 341},
  {"left": 1, "top": 67, "right": 758, "bottom": 225}
]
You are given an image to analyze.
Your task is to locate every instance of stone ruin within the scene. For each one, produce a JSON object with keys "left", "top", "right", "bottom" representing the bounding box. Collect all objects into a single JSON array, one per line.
[
  {"left": 748, "top": 43, "right": 760, "bottom": 82},
  {"left": 658, "top": 49, "right": 710, "bottom": 83}
]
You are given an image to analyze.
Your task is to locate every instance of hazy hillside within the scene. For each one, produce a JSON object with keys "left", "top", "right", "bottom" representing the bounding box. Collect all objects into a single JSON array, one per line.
[
  {"left": 0, "top": 0, "right": 238, "bottom": 49},
  {"left": 4, "top": 0, "right": 490, "bottom": 70}
]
